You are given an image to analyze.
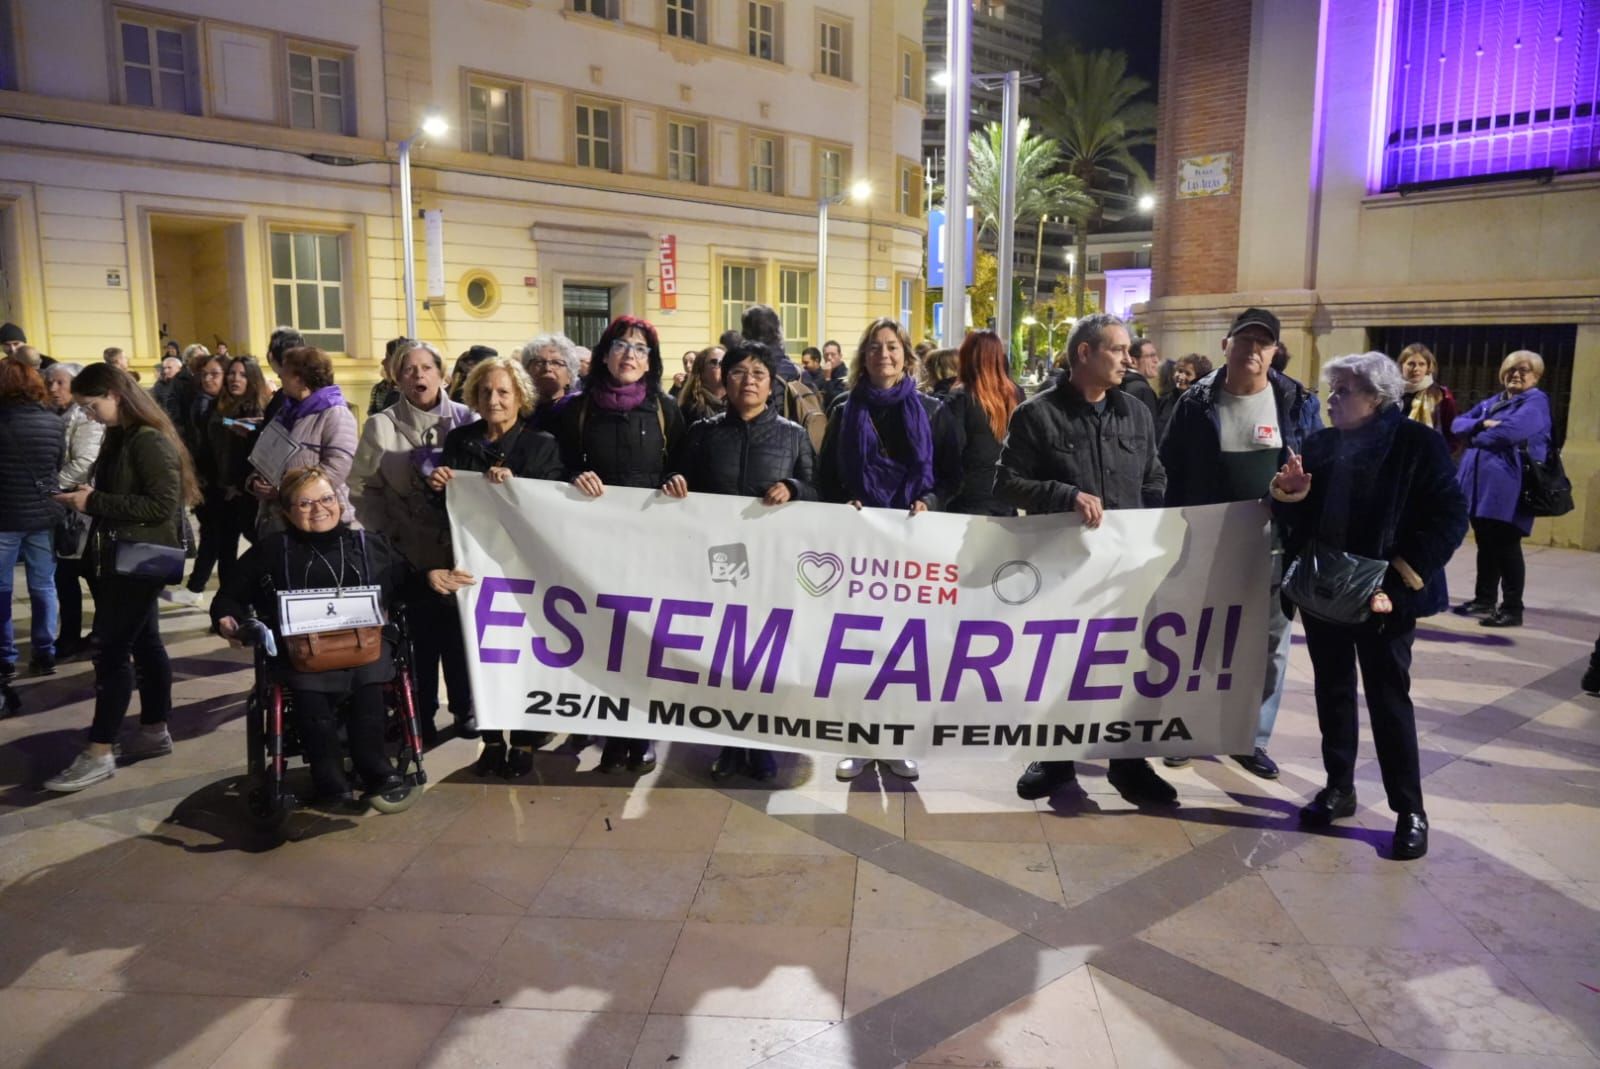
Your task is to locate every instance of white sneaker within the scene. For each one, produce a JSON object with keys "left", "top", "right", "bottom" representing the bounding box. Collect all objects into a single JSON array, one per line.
[
  {"left": 884, "top": 759, "right": 919, "bottom": 781},
  {"left": 835, "top": 757, "right": 872, "bottom": 781},
  {"left": 162, "top": 588, "right": 204, "bottom": 608},
  {"left": 121, "top": 724, "right": 173, "bottom": 759},
  {"left": 44, "top": 751, "right": 116, "bottom": 792}
]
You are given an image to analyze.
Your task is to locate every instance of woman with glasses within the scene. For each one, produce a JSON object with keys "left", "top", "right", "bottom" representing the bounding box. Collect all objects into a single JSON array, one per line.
[
  {"left": 521, "top": 333, "right": 582, "bottom": 432},
  {"left": 675, "top": 346, "right": 726, "bottom": 425},
  {"left": 1451, "top": 350, "right": 1553, "bottom": 628},
  {"left": 662, "top": 339, "right": 817, "bottom": 782},
  {"left": 552, "top": 314, "right": 686, "bottom": 774}
]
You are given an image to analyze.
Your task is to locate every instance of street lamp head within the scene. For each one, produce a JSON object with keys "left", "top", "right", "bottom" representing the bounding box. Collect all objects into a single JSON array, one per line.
[
  {"left": 1137, "top": 193, "right": 1156, "bottom": 213},
  {"left": 420, "top": 114, "right": 449, "bottom": 139},
  {"left": 931, "top": 69, "right": 950, "bottom": 88},
  {"left": 849, "top": 180, "right": 873, "bottom": 203}
]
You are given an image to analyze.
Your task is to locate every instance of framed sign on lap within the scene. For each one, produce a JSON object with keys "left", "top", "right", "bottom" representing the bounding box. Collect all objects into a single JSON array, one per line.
[
  {"left": 248, "top": 421, "right": 300, "bottom": 486},
  {"left": 277, "top": 586, "right": 386, "bottom": 636}
]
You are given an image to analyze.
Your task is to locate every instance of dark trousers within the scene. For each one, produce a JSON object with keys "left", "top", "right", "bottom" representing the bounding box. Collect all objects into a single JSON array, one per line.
[
  {"left": 1302, "top": 613, "right": 1424, "bottom": 816},
  {"left": 89, "top": 576, "right": 171, "bottom": 745},
  {"left": 1472, "top": 517, "right": 1526, "bottom": 612},
  {"left": 292, "top": 684, "right": 395, "bottom": 796},
  {"left": 188, "top": 490, "right": 251, "bottom": 593},
  {"left": 410, "top": 590, "right": 472, "bottom": 725},
  {"left": 55, "top": 555, "right": 96, "bottom": 648}
]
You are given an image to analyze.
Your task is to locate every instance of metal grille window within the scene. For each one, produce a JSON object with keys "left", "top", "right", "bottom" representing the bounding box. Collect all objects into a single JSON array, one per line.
[
  {"left": 721, "top": 263, "right": 760, "bottom": 333},
  {"left": 120, "top": 20, "right": 196, "bottom": 113},
  {"left": 668, "top": 120, "right": 701, "bottom": 182},
  {"left": 778, "top": 268, "right": 813, "bottom": 349},
  {"left": 748, "top": 2, "right": 777, "bottom": 60},
  {"left": 288, "top": 51, "right": 349, "bottom": 134},
  {"left": 749, "top": 135, "right": 778, "bottom": 193},
  {"left": 270, "top": 231, "right": 345, "bottom": 352},
  {"left": 468, "top": 82, "right": 516, "bottom": 157},
  {"left": 576, "top": 103, "right": 616, "bottom": 170},
  {"left": 574, "top": 0, "right": 618, "bottom": 15},
  {"left": 818, "top": 19, "right": 846, "bottom": 79},
  {"left": 1367, "top": 322, "right": 1575, "bottom": 444},
  {"left": 1380, "top": 0, "right": 1600, "bottom": 190},
  {"left": 818, "top": 149, "right": 843, "bottom": 199},
  {"left": 666, "top": 0, "right": 701, "bottom": 40}
]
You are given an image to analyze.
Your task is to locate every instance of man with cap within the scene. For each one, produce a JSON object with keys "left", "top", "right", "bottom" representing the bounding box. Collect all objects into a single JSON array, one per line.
[
  {"left": 1, "top": 323, "right": 27, "bottom": 358},
  {"left": 1159, "top": 307, "right": 1320, "bottom": 780}
]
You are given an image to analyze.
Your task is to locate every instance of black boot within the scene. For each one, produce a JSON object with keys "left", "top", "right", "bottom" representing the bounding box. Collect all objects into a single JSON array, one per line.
[
  {"left": 628, "top": 739, "right": 657, "bottom": 774},
  {"left": 1016, "top": 760, "right": 1077, "bottom": 801},
  {"left": 597, "top": 738, "right": 629, "bottom": 774},
  {"left": 709, "top": 747, "right": 743, "bottom": 782}
]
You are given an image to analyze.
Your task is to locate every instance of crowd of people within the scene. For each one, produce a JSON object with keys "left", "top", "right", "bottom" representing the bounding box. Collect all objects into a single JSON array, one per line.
[{"left": 0, "top": 302, "right": 1585, "bottom": 859}]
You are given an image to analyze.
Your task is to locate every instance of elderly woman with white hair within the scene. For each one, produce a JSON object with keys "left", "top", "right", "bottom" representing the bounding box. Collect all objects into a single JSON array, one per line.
[
  {"left": 1270, "top": 352, "right": 1467, "bottom": 860},
  {"left": 521, "top": 333, "right": 581, "bottom": 426}
]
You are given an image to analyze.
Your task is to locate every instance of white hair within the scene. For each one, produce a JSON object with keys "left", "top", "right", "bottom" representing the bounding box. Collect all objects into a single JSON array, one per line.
[
  {"left": 1323, "top": 351, "right": 1406, "bottom": 407},
  {"left": 394, "top": 338, "right": 446, "bottom": 373},
  {"left": 45, "top": 362, "right": 83, "bottom": 381},
  {"left": 522, "top": 333, "right": 581, "bottom": 379}
]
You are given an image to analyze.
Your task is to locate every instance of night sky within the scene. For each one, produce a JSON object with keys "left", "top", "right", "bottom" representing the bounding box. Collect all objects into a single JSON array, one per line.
[{"left": 1042, "top": 0, "right": 1163, "bottom": 85}]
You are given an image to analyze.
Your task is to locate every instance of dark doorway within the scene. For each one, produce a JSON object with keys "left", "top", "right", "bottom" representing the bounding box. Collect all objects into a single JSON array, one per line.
[{"left": 562, "top": 284, "right": 613, "bottom": 349}]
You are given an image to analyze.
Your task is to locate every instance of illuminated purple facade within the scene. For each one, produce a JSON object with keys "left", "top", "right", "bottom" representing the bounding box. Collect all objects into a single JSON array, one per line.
[{"left": 1378, "top": 0, "right": 1600, "bottom": 189}]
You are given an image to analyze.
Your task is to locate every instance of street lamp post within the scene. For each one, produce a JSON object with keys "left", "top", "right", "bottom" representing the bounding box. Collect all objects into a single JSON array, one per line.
[
  {"left": 817, "top": 179, "right": 871, "bottom": 348},
  {"left": 940, "top": 0, "right": 971, "bottom": 348},
  {"left": 970, "top": 70, "right": 1039, "bottom": 354},
  {"left": 398, "top": 114, "right": 448, "bottom": 339}
]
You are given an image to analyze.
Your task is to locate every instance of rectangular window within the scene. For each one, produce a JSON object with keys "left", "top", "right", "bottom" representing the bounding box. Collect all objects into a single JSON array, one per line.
[
  {"left": 721, "top": 262, "right": 760, "bottom": 334},
  {"left": 270, "top": 231, "right": 345, "bottom": 352},
  {"left": 749, "top": 134, "right": 779, "bottom": 194},
  {"left": 576, "top": 101, "right": 618, "bottom": 171},
  {"left": 467, "top": 80, "right": 518, "bottom": 157},
  {"left": 747, "top": 1, "right": 777, "bottom": 61},
  {"left": 118, "top": 17, "right": 197, "bottom": 113},
  {"left": 287, "top": 50, "right": 350, "bottom": 134},
  {"left": 817, "top": 17, "right": 847, "bottom": 80},
  {"left": 901, "top": 50, "right": 914, "bottom": 98},
  {"left": 573, "top": 0, "right": 619, "bottom": 15},
  {"left": 899, "top": 165, "right": 915, "bottom": 215},
  {"left": 667, "top": 119, "right": 702, "bottom": 183},
  {"left": 665, "top": 0, "right": 702, "bottom": 41},
  {"left": 899, "top": 277, "right": 915, "bottom": 329},
  {"left": 818, "top": 148, "right": 843, "bottom": 199},
  {"left": 778, "top": 268, "right": 813, "bottom": 349},
  {"left": 1087, "top": 254, "right": 1102, "bottom": 273}
]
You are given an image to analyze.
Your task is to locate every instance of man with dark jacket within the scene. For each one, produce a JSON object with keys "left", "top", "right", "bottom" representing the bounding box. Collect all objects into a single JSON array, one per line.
[
  {"left": 1117, "top": 337, "right": 1160, "bottom": 419},
  {"left": 821, "top": 339, "right": 848, "bottom": 405},
  {"left": 1159, "top": 307, "right": 1318, "bottom": 780},
  {"left": 997, "top": 312, "right": 1174, "bottom": 804}
]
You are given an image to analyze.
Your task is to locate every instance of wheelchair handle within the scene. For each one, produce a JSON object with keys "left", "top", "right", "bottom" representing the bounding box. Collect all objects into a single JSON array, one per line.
[{"left": 236, "top": 619, "right": 278, "bottom": 658}]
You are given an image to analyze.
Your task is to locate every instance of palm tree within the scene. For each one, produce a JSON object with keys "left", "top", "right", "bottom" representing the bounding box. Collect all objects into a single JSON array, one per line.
[{"left": 1040, "top": 48, "right": 1157, "bottom": 317}]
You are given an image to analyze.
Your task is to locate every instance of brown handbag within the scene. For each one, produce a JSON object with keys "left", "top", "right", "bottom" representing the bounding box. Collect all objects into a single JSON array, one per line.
[{"left": 280, "top": 530, "right": 385, "bottom": 674}]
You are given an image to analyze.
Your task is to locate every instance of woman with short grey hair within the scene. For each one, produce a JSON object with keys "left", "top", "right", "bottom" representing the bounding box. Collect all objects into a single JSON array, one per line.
[{"left": 522, "top": 334, "right": 580, "bottom": 400}]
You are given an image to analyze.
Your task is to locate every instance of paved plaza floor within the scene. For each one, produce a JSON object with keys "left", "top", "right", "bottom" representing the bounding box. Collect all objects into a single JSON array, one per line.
[{"left": 0, "top": 545, "right": 1597, "bottom": 1069}]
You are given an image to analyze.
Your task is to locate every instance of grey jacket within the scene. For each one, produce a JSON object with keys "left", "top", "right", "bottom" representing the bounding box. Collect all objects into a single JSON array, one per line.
[
  {"left": 59, "top": 404, "right": 105, "bottom": 487},
  {"left": 996, "top": 377, "right": 1166, "bottom": 515}
]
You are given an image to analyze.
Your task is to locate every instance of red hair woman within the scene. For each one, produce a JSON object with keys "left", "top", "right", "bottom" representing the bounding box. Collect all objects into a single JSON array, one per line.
[{"left": 945, "top": 330, "right": 1023, "bottom": 516}]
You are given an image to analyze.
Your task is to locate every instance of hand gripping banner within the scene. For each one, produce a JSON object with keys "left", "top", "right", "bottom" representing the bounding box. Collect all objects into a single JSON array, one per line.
[{"left": 447, "top": 478, "right": 1269, "bottom": 761}]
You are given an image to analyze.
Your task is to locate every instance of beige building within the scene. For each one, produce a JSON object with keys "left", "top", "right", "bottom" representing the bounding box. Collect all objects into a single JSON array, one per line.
[
  {"left": 1146, "top": 0, "right": 1600, "bottom": 550},
  {"left": 0, "top": 0, "right": 928, "bottom": 411}
]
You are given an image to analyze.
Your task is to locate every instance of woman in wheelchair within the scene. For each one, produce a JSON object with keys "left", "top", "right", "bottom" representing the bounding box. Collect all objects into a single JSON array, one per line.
[{"left": 212, "top": 466, "right": 472, "bottom": 811}]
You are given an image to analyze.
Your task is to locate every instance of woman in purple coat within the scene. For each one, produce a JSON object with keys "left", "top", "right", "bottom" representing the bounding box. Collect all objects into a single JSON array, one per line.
[{"left": 1450, "top": 351, "right": 1552, "bottom": 628}]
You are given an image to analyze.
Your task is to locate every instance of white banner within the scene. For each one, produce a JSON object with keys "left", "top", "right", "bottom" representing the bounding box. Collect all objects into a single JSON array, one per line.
[{"left": 447, "top": 479, "right": 1269, "bottom": 761}]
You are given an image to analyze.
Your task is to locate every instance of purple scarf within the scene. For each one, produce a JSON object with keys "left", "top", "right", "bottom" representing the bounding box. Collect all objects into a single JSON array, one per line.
[
  {"left": 839, "top": 375, "right": 934, "bottom": 508},
  {"left": 279, "top": 385, "right": 346, "bottom": 431},
  {"left": 588, "top": 378, "right": 648, "bottom": 412}
]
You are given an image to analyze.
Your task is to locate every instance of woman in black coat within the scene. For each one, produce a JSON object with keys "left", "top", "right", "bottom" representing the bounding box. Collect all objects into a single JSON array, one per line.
[
  {"left": 429, "top": 355, "right": 563, "bottom": 778},
  {"left": 550, "top": 315, "right": 685, "bottom": 775},
  {"left": 662, "top": 339, "right": 817, "bottom": 782},
  {"left": 1270, "top": 352, "right": 1468, "bottom": 861},
  {"left": 942, "top": 331, "right": 1022, "bottom": 517},
  {"left": 0, "top": 359, "right": 66, "bottom": 679}
]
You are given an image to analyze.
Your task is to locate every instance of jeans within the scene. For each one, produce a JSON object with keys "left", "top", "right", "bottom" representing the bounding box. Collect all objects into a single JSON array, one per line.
[
  {"left": 88, "top": 575, "right": 170, "bottom": 744},
  {"left": 409, "top": 589, "right": 472, "bottom": 725},
  {"left": 1256, "top": 550, "right": 1292, "bottom": 750},
  {"left": 1302, "top": 613, "right": 1424, "bottom": 816},
  {"left": 1471, "top": 517, "right": 1526, "bottom": 612},
  {"left": 0, "top": 529, "right": 58, "bottom": 665}
]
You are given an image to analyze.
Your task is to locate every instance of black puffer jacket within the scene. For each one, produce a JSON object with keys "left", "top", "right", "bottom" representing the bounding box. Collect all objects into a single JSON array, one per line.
[
  {"left": 552, "top": 391, "right": 686, "bottom": 489},
  {"left": 997, "top": 378, "right": 1166, "bottom": 514},
  {"left": 675, "top": 406, "right": 818, "bottom": 499},
  {"left": 0, "top": 401, "right": 66, "bottom": 532},
  {"left": 441, "top": 417, "right": 563, "bottom": 480},
  {"left": 945, "top": 385, "right": 1021, "bottom": 516}
]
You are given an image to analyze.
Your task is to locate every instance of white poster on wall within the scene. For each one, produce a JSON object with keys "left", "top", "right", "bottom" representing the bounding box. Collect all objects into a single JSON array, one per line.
[{"left": 1178, "top": 154, "right": 1234, "bottom": 198}]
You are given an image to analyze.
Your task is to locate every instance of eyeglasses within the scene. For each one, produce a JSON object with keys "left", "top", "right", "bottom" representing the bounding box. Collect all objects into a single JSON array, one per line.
[
  {"left": 291, "top": 494, "right": 338, "bottom": 513},
  {"left": 725, "top": 367, "right": 769, "bottom": 382},
  {"left": 526, "top": 359, "right": 568, "bottom": 371},
  {"left": 610, "top": 341, "right": 650, "bottom": 358},
  {"left": 1505, "top": 366, "right": 1535, "bottom": 377}
]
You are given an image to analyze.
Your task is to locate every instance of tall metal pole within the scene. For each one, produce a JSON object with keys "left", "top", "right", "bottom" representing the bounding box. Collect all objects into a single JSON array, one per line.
[
  {"left": 399, "top": 137, "right": 417, "bottom": 339},
  {"left": 941, "top": 0, "right": 971, "bottom": 348},
  {"left": 995, "top": 70, "right": 1020, "bottom": 349},
  {"left": 816, "top": 198, "right": 829, "bottom": 347}
]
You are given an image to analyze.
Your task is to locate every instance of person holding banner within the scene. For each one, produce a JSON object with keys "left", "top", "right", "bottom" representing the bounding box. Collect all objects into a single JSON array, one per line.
[
  {"left": 350, "top": 340, "right": 478, "bottom": 746},
  {"left": 1270, "top": 352, "right": 1467, "bottom": 860},
  {"left": 997, "top": 313, "right": 1175, "bottom": 805},
  {"left": 944, "top": 331, "right": 1022, "bottom": 517},
  {"left": 816, "top": 316, "right": 960, "bottom": 782},
  {"left": 429, "top": 354, "right": 562, "bottom": 778},
  {"left": 553, "top": 314, "right": 686, "bottom": 774},
  {"left": 662, "top": 339, "right": 818, "bottom": 782}
]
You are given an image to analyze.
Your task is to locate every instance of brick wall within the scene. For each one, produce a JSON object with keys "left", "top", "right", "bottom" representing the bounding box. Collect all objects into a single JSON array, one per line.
[{"left": 1152, "top": 0, "right": 1252, "bottom": 299}]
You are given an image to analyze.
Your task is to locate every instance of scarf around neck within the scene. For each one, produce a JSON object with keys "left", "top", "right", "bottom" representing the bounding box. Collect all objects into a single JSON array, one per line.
[
  {"left": 1404, "top": 377, "right": 1437, "bottom": 428},
  {"left": 839, "top": 375, "right": 934, "bottom": 509},
  {"left": 279, "top": 385, "right": 346, "bottom": 431},
  {"left": 588, "top": 378, "right": 649, "bottom": 413}
]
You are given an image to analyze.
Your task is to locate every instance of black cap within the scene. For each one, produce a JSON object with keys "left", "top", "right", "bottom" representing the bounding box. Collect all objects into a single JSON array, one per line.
[
  {"left": 1228, "top": 307, "right": 1279, "bottom": 342},
  {"left": 0, "top": 322, "right": 25, "bottom": 345}
]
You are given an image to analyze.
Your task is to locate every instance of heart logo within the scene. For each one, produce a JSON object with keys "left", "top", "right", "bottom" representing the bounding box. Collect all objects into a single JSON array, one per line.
[{"left": 796, "top": 551, "right": 845, "bottom": 597}]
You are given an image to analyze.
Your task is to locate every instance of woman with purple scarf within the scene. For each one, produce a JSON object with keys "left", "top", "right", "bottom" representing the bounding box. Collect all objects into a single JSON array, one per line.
[
  {"left": 553, "top": 314, "right": 686, "bottom": 774},
  {"left": 817, "top": 316, "right": 960, "bottom": 783},
  {"left": 246, "top": 347, "right": 358, "bottom": 537}
]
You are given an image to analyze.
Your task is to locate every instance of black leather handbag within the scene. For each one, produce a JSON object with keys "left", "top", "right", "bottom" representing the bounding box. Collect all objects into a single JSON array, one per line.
[
  {"left": 1519, "top": 445, "right": 1573, "bottom": 518},
  {"left": 110, "top": 536, "right": 186, "bottom": 584},
  {"left": 1282, "top": 542, "right": 1391, "bottom": 627}
]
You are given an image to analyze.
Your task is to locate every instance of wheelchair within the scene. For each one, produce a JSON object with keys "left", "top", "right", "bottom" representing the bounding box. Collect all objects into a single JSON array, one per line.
[{"left": 239, "top": 609, "right": 428, "bottom": 833}]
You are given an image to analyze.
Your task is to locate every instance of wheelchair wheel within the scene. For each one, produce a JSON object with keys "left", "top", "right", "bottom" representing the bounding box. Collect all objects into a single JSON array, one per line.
[
  {"left": 246, "top": 778, "right": 296, "bottom": 834},
  {"left": 366, "top": 780, "right": 419, "bottom": 815}
]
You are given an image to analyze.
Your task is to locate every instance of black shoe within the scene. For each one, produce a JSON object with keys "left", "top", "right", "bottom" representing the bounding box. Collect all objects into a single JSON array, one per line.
[
  {"left": 1230, "top": 747, "right": 1279, "bottom": 780},
  {"left": 453, "top": 712, "right": 479, "bottom": 740},
  {"left": 473, "top": 741, "right": 507, "bottom": 777},
  {"left": 747, "top": 750, "right": 777, "bottom": 782},
  {"left": 1480, "top": 608, "right": 1523, "bottom": 628},
  {"left": 597, "top": 738, "right": 628, "bottom": 774},
  {"left": 55, "top": 640, "right": 86, "bottom": 662},
  {"left": 1106, "top": 759, "right": 1178, "bottom": 804},
  {"left": 1392, "top": 812, "right": 1429, "bottom": 860},
  {"left": 1453, "top": 600, "right": 1494, "bottom": 617},
  {"left": 502, "top": 746, "right": 534, "bottom": 779},
  {"left": 1582, "top": 661, "right": 1600, "bottom": 696},
  {"left": 528, "top": 731, "right": 554, "bottom": 749},
  {"left": 1299, "top": 785, "right": 1358, "bottom": 826},
  {"left": 1162, "top": 756, "right": 1192, "bottom": 768},
  {"left": 0, "top": 662, "right": 14, "bottom": 682},
  {"left": 709, "top": 747, "right": 743, "bottom": 782},
  {"left": 1016, "top": 760, "right": 1077, "bottom": 801},
  {"left": 29, "top": 655, "right": 56, "bottom": 677},
  {"left": 628, "top": 741, "right": 657, "bottom": 774},
  {"left": 312, "top": 789, "right": 367, "bottom": 816},
  {"left": 363, "top": 772, "right": 404, "bottom": 796}
]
